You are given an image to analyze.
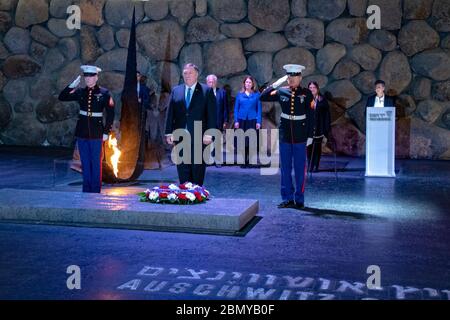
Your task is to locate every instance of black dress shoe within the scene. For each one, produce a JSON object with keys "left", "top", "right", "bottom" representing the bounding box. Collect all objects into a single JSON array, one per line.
[
  {"left": 294, "top": 202, "right": 305, "bottom": 210},
  {"left": 240, "top": 164, "right": 248, "bottom": 169},
  {"left": 278, "top": 200, "right": 295, "bottom": 209}
]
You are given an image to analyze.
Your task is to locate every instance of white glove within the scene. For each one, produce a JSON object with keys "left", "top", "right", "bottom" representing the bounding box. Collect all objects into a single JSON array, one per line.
[
  {"left": 103, "top": 134, "right": 109, "bottom": 142},
  {"left": 69, "top": 75, "right": 81, "bottom": 89},
  {"left": 203, "top": 135, "right": 213, "bottom": 145},
  {"left": 165, "top": 134, "right": 174, "bottom": 145},
  {"left": 272, "top": 75, "right": 288, "bottom": 89},
  {"left": 307, "top": 138, "right": 313, "bottom": 146}
]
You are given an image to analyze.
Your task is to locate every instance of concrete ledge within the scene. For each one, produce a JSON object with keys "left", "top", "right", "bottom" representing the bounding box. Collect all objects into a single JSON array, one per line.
[{"left": 0, "top": 189, "right": 259, "bottom": 235}]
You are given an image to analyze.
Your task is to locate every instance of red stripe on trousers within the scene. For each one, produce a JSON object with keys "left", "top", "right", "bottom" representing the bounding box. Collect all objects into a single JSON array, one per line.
[
  {"left": 99, "top": 142, "right": 103, "bottom": 192},
  {"left": 301, "top": 160, "right": 307, "bottom": 193}
]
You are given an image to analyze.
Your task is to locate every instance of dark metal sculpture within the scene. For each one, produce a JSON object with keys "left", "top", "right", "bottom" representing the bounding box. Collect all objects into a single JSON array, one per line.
[{"left": 103, "top": 8, "right": 145, "bottom": 183}]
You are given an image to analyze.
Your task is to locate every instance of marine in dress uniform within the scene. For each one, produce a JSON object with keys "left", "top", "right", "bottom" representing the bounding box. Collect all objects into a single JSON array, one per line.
[
  {"left": 58, "top": 65, "right": 115, "bottom": 193},
  {"left": 260, "top": 65, "right": 314, "bottom": 210}
]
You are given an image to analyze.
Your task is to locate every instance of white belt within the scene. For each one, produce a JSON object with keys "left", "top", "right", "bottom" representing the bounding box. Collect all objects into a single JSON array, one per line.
[
  {"left": 79, "top": 110, "right": 103, "bottom": 117},
  {"left": 280, "top": 113, "right": 306, "bottom": 121}
]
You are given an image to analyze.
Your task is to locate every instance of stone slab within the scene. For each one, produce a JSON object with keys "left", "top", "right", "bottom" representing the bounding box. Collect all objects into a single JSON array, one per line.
[{"left": 0, "top": 189, "right": 259, "bottom": 235}]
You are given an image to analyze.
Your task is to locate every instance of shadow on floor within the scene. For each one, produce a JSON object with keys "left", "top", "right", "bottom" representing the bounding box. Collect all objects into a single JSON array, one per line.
[{"left": 300, "top": 206, "right": 387, "bottom": 221}]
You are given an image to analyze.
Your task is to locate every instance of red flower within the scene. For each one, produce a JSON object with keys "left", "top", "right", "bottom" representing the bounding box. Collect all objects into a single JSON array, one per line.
[
  {"left": 179, "top": 184, "right": 188, "bottom": 190},
  {"left": 159, "top": 192, "right": 168, "bottom": 199},
  {"left": 178, "top": 193, "right": 188, "bottom": 200},
  {"left": 194, "top": 192, "right": 203, "bottom": 201},
  {"left": 159, "top": 185, "right": 169, "bottom": 189}
]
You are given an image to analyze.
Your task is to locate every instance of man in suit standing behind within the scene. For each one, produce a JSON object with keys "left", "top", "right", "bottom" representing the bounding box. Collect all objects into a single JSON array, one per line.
[
  {"left": 366, "top": 80, "right": 395, "bottom": 109},
  {"left": 165, "top": 63, "right": 216, "bottom": 186},
  {"left": 137, "top": 71, "right": 157, "bottom": 145},
  {"left": 206, "top": 74, "right": 229, "bottom": 168}
]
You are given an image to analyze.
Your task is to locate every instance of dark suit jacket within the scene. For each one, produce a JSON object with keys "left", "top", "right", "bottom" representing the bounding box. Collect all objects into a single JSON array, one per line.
[
  {"left": 165, "top": 83, "right": 217, "bottom": 138},
  {"left": 139, "top": 83, "right": 157, "bottom": 110},
  {"left": 215, "top": 88, "right": 229, "bottom": 129},
  {"left": 312, "top": 95, "right": 331, "bottom": 139},
  {"left": 138, "top": 83, "right": 150, "bottom": 110},
  {"left": 365, "top": 94, "right": 395, "bottom": 108}
]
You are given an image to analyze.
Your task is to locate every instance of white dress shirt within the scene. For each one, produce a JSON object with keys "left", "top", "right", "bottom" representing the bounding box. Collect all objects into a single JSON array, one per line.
[{"left": 374, "top": 95, "right": 385, "bottom": 108}]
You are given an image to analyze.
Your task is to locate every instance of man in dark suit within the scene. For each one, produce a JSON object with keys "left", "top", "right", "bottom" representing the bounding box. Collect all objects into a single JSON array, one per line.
[
  {"left": 137, "top": 71, "right": 157, "bottom": 144},
  {"left": 366, "top": 79, "right": 395, "bottom": 109},
  {"left": 206, "top": 74, "right": 229, "bottom": 130},
  {"left": 165, "top": 63, "right": 216, "bottom": 186},
  {"left": 206, "top": 74, "right": 229, "bottom": 167},
  {"left": 137, "top": 71, "right": 151, "bottom": 110}
]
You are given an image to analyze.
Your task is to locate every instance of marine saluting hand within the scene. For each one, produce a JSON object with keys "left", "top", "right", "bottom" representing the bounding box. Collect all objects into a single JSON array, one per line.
[
  {"left": 272, "top": 75, "right": 288, "bottom": 89},
  {"left": 68, "top": 75, "right": 81, "bottom": 89}
]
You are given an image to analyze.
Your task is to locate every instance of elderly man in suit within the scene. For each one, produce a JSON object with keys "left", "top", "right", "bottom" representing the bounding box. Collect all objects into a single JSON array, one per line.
[
  {"left": 165, "top": 63, "right": 216, "bottom": 186},
  {"left": 206, "top": 74, "right": 229, "bottom": 168}
]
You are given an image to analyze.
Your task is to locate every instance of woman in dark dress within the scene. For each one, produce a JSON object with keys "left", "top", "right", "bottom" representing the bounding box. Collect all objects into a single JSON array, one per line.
[{"left": 307, "top": 81, "right": 331, "bottom": 172}]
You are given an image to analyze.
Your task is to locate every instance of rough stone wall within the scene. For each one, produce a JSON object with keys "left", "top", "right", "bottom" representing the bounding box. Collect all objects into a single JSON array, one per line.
[{"left": 0, "top": 0, "right": 449, "bottom": 159}]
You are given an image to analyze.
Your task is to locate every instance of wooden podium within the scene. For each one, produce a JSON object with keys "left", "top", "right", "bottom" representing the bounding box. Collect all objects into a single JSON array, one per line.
[{"left": 365, "top": 107, "right": 396, "bottom": 177}]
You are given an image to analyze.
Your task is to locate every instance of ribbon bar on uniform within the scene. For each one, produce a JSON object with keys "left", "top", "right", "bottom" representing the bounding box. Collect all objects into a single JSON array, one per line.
[
  {"left": 280, "top": 113, "right": 306, "bottom": 121},
  {"left": 79, "top": 110, "right": 103, "bottom": 117}
]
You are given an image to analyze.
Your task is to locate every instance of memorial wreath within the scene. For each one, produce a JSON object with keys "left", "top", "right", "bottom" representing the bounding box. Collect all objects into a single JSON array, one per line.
[{"left": 138, "top": 182, "right": 210, "bottom": 205}]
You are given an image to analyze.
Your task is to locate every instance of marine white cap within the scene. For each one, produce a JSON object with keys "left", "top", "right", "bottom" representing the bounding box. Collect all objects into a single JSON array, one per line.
[
  {"left": 81, "top": 65, "right": 102, "bottom": 75},
  {"left": 283, "top": 64, "right": 305, "bottom": 76}
]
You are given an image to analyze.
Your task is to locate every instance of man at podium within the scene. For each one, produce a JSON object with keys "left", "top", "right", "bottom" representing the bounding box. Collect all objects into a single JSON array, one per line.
[
  {"left": 364, "top": 79, "right": 396, "bottom": 177},
  {"left": 365, "top": 80, "right": 395, "bottom": 109}
]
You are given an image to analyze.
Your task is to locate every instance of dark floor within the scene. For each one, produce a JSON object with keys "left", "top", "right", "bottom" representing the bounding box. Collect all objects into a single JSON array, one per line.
[{"left": 0, "top": 146, "right": 449, "bottom": 300}]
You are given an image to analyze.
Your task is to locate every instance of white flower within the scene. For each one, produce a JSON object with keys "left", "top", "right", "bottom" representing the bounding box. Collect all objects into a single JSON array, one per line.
[
  {"left": 169, "top": 184, "right": 180, "bottom": 190},
  {"left": 152, "top": 186, "right": 159, "bottom": 190},
  {"left": 168, "top": 193, "right": 177, "bottom": 201},
  {"left": 185, "top": 192, "right": 196, "bottom": 202},
  {"left": 149, "top": 191, "right": 159, "bottom": 201},
  {"left": 184, "top": 182, "right": 194, "bottom": 189}
]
